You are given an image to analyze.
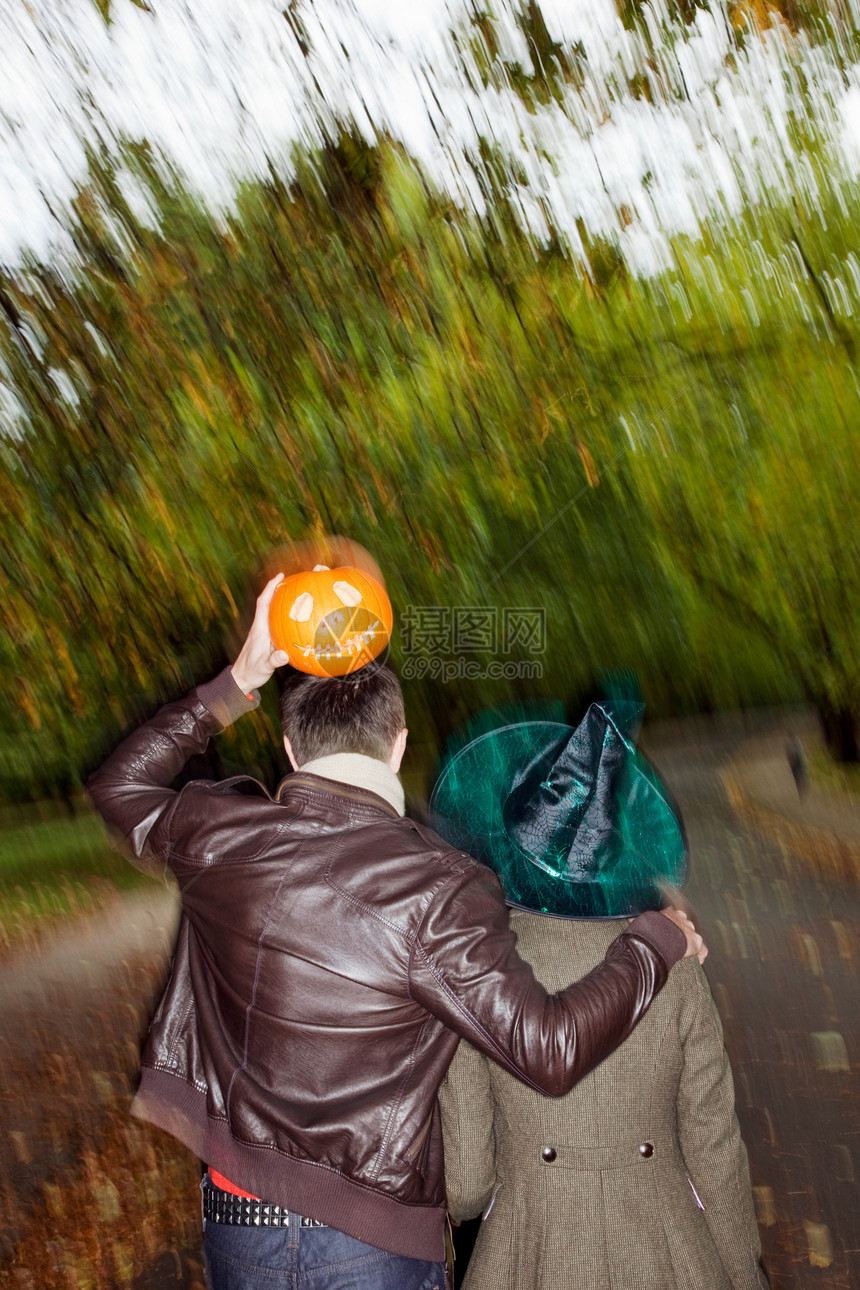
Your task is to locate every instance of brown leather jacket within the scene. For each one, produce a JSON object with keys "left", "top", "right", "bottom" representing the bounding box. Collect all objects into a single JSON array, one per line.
[{"left": 88, "top": 669, "right": 685, "bottom": 1263}]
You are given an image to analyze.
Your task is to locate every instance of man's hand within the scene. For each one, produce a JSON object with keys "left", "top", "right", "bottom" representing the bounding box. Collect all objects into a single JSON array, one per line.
[
  {"left": 660, "top": 906, "right": 708, "bottom": 964},
  {"left": 231, "top": 574, "right": 290, "bottom": 694}
]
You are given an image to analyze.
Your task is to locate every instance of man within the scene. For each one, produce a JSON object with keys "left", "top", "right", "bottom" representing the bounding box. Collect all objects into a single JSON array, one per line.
[
  {"left": 89, "top": 574, "right": 705, "bottom": 1290},
  {"left": 784, "top": 732, "right": 810, "bottom": 799}
]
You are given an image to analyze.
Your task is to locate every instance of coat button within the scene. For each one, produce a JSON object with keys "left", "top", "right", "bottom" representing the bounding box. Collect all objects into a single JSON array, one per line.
[
  {"left": 541, "top": 1147, "right": 557, "bottom": 1163},
  {"left": 639, "top": 1142, "right": 654, "bottom": 1158}
]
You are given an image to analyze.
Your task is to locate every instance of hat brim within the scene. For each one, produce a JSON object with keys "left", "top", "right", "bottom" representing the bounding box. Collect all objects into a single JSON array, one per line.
[{"left": 429, "top": 719, "right": 687, "bottom": 919}]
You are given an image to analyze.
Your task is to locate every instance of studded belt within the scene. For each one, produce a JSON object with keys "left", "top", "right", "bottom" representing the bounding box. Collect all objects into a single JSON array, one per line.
[{"left": 203, "top": 1185, "right": 327, "bottom": 1228}]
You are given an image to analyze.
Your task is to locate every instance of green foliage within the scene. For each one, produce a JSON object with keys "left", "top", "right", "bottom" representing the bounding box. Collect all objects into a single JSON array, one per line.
[
  {"left": 0, "top": 809, "right": 142, "bottom": 888},
  {"left": 0, "top": 806, "right": 153, "bottom": 953},
  {"left": 1, "top": 112, "right": 859, "bottom": 798},
  {"left": 91, "top": 0, "right": 152, "bottom": 22},
  {"left": 809, "top": 742, "right": 860, "bottom": 800}
]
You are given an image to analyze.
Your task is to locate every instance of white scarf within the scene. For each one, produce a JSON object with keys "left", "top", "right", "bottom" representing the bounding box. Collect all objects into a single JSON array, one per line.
[{"left": 299, "top": 753, "right": 405, "bottom": 817}]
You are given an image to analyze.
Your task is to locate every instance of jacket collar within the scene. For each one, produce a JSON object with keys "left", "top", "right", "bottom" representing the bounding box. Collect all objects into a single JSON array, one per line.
[{"left": 275, "top": 773, "right": 402, "bottom": 819}]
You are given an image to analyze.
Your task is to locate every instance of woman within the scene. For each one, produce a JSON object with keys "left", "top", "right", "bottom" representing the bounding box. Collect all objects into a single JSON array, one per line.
[{"left": 430, "top": 702, "right": 768, "bottom": 1290}]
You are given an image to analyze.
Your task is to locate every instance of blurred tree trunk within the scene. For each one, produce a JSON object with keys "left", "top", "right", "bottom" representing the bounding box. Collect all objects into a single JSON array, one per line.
[{"left": 817, "top": 703, "right": 860, "bottom": 765}]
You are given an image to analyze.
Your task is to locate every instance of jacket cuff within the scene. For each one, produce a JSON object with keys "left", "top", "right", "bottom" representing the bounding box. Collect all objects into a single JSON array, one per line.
[
  {"left": 196, "top": 667, "right": 261, "bottom": 729},
  {"left": 626, "top": 910, "right": 687, "bottom": 969}
]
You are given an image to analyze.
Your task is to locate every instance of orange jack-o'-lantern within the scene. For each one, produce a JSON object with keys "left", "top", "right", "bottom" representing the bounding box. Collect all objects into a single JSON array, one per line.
[{"left": 270, "top": 565, "right": 393, "bottom": 677}]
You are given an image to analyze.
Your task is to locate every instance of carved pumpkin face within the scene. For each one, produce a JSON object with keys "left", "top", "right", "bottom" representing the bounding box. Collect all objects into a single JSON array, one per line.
[{"left": 269, "top": 565, "right": 393, "bottom": 677}]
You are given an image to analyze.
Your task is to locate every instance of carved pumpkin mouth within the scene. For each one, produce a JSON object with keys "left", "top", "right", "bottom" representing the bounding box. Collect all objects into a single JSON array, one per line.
[{"left": 298, "top": 607, "right": 386, "bottom": 672}]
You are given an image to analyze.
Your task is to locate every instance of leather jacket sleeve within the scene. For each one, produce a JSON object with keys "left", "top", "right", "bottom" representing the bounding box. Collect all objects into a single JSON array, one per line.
[
  {"left": 408, "top": 862, "right": 678, "bottom": 1098},
  {"left": 88, "top": 669, "right": 258, "bottom": 873}
]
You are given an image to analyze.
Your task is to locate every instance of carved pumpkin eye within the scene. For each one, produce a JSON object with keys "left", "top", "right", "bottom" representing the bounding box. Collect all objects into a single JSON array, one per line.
[
  {"left": 289, "top": 592, "right": 314, "bottom": 622},
  {"left": 333, "top": 580, "right": 362, "bottom": 606}
]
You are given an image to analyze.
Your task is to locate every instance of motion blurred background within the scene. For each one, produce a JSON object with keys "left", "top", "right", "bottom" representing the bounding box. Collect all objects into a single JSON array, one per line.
[{"left": 0, "top": 0, "right": 858, "bottom": 1285}]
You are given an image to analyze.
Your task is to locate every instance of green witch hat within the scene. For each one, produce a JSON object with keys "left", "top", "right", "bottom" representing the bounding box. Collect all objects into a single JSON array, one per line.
[{"left": 429, "top": 701, "right": 687, "bottom": 919}]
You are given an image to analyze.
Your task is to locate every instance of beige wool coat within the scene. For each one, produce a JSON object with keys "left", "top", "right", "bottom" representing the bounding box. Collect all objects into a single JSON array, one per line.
[{"left": 439, "top": 913, "right": 768, "bottom": 1290}]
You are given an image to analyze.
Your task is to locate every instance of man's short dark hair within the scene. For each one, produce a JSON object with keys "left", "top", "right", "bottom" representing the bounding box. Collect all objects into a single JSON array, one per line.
[{"left": 279, "top": 664, "right": 406, "bottom": 765}]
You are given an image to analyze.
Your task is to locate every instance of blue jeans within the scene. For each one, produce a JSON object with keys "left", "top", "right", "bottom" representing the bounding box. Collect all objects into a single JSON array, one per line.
[{"left": 203, "top": 1205, "right": 446, "bottom": 1290}]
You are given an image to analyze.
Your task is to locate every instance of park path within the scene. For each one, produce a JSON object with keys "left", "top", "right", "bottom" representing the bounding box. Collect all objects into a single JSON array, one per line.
[
  {"left": 0, "top": 886, "right": 193, "bottom": 1285},
  {"left": 644, "top": 717, "right": 860, "bottom": 1290}
]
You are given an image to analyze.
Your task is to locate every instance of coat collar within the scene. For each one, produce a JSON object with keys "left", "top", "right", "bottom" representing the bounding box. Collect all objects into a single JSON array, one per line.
[{"left": 275, "top": 772, "right": 402, "bottom": 819}]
